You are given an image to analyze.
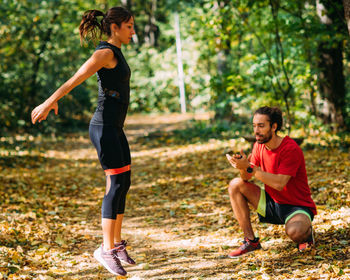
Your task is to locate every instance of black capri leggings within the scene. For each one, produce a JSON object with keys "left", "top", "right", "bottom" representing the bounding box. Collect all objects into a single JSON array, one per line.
[{"left": 89, "top": 124, "right": 131, "bottom": 219}]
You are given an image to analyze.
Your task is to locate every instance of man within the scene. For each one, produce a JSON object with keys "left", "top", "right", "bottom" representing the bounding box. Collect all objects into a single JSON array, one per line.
[{"left": 226, "top": 106, "right": 316, "bottom": 258}]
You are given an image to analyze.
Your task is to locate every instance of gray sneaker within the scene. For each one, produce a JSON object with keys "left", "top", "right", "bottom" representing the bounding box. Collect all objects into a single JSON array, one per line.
[
  {"left": 115, "top": 240, "right": 136, "bottom": 265},
  {"left": 94, "top": 245, "right": 127, "bottom": 276}
]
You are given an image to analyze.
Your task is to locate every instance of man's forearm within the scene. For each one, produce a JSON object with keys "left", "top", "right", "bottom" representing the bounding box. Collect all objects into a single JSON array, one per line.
[
  {"left": 239, "top": 168, "right": 253, "bottom": 181},
  {"left": 252, "top": 167, "right": 290, "bottom": 191},
  {"left": 227, "top": 151, "right": 289, "bottom": 188}
]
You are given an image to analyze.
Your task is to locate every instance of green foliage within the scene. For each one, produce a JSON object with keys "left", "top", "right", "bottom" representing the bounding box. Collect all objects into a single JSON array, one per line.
[
  {"left": 186, "top": 0, "right": 350, "bottom": 129},
  {"left": 1, "top": 0, "right": 350, "bottom": 134},
  {"left": 0, "top": 0, "right": 96, "bottom": 133},
  {"left": 126, "top": 30, "right": 211, "bottom": 113}
]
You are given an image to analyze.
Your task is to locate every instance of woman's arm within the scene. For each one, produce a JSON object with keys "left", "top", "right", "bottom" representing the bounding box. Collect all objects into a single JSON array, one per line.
[{"left": 31, "top": 48, "right": 114, "bottom": 124}]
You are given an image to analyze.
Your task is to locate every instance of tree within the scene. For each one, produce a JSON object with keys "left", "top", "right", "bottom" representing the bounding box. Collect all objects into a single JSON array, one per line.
[
  {"left": 316, "top": 0, "right": 347, "bottom": 128},
  {"left": 212, "top": 0, "right": 235, "bottom": 120},
  {"left": 343, "top": 0, "right": 350, "bottom": 34}
]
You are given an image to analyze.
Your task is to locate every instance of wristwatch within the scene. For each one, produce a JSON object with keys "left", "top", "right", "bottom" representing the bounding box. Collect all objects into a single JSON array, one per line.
[{"left": 246, "top": 164, "right": 254, "bottom": 173}]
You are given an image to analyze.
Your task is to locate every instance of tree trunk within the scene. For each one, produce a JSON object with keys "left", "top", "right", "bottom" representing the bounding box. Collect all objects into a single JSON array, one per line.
[
  {"left": 24, "top": 13, "right": 59, "bottom": 125},
  {"left": 317, "top": 42, "right": 346, "bottom": 125},
  {"left": 214, "top": 0, "right": 233, "bottom": 120},
  {"left": 121, "top": 0, "right": 133, "bottom": 11},
  {"left": 270, "top": 0, "right": 293, "bottom": 133},
  {"left": 297, "top": 2, "right": 318, "bottom": 117},
  {"left": 144, "top": 0, "right": 159, "bottom": 46},
  {"left": 342, "top": 0, "right": 350, "bottom": 34},
  {"left": 316, "top": 0, "right": 347, "bottom": 129}
]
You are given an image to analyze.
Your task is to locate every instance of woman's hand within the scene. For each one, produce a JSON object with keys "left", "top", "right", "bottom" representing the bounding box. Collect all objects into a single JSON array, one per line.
[{"left": 31, "top": 101, "right": 58, "bottom": 124}]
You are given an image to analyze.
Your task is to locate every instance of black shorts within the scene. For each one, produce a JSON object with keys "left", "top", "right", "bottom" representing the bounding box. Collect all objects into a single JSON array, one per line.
[
  {"left": 89, "top": 124, "right": 131, "bottom": 171},
  {"left": 257, "top": 189, "right": 314, "bottom": 225}
]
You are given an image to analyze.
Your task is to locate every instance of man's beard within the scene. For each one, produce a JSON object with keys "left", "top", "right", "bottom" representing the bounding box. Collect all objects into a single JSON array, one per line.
[{"left": 256, "top": 130, "right": 273, "bottom": 144}]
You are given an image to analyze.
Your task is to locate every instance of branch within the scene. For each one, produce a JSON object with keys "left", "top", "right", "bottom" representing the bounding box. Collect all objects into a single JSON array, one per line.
[
  {"left": 269, "top": 0, "right": 293, "bottom": 95},
  {"left": 234, "top": 9, "right": 281, "bottom": 90}
]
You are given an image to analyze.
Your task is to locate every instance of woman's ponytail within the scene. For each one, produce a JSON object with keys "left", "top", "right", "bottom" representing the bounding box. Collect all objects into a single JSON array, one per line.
[
  {"left": 79, "top": 7, "right": 133, "bottom": 45},
  {"left": 79, "top": 10, "right": 105, "bottom": 45}
]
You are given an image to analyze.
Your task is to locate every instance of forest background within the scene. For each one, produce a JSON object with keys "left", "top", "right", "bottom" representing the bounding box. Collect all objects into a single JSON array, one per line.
[{"left": 1, "top": 0, "right": 350, "bottom": 136}]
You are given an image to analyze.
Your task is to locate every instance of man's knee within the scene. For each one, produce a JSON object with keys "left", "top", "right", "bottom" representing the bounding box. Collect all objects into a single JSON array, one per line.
[
  {"left": 285, "top": 222, "right": 310, "bottom": 243},
  {"left": 228, "top": 178, "right": 246, "bottom": 196}
]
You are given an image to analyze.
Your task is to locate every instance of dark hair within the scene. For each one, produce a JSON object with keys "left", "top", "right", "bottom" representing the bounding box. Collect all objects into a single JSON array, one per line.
[
  {"left": 254, "top": 106, "right": 283, "bottom": 132},
  {"left": 79, "top": 7, "right": 133, "bottom": 44}
]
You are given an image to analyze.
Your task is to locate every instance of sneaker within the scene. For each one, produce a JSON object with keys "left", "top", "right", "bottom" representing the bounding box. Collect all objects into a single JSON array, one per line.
[
  {"left": 228, "top": 237, "right": 262, "bottom": 258},
  {"left": 298, "top": 226, "right": 315, "bottom": 252},
  {"left": 94, "top": 245, "right": 127, "bottom": 276},
  {"left": 114, "top": 240, "right": 136, "bottom": 265}
]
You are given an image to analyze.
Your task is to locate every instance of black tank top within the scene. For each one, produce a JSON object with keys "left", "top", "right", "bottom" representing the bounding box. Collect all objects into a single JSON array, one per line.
[{"left": 90, "top": 41, "right": 131, "bottom": 127}]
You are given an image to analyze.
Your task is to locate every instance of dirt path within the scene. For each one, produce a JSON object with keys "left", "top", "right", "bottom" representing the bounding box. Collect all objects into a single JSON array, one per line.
[{"left": 0, "top": 113, "right": 349, "bottom": 279}]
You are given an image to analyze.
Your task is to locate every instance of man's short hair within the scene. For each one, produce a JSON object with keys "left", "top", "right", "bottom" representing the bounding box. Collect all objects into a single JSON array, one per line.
[{"left": 254, "top": 106, "right": 283, "bottom": 132}]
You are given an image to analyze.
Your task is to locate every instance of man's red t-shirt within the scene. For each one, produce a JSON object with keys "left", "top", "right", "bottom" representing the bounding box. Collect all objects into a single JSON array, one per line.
[{"left": 250, "top": 136, "right": 317, "bottom": 215}]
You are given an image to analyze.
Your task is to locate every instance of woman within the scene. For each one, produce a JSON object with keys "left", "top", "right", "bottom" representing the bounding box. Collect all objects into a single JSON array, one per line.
[{"left": 31, "top": 7, "right": 136, "bottom": 276}]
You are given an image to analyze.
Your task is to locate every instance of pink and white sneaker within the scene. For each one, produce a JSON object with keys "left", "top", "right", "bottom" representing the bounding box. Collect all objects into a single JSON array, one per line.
[
  {"left": 94, "top": 245, "right": 127, "bottom": 275},
  {"left": 114, "top": 240, "right": 136, "bottom": 265}
]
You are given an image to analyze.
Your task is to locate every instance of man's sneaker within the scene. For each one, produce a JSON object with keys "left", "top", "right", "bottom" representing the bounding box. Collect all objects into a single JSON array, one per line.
[
  {"left": 114, "top": 240, "right": 136, "bottom": 265},
  {"left": 228, "top": 237, "right": 262, "bottom": 258},
  {"left": 298, "top": 226, "right": 315, "bottom": 252},
  {"left": 94, "top": 245, "right": 127, "bottom": 276}
]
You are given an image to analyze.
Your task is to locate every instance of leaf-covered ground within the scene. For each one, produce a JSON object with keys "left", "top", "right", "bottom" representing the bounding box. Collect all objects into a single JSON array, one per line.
[{"left": 1, "top": 113, "right": 349, "bottom": 280}]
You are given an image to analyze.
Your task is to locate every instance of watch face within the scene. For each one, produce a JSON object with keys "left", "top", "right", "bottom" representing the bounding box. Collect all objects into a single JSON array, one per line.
[{"left": 247, "top": 166, "right": 253, "bottom": 173}]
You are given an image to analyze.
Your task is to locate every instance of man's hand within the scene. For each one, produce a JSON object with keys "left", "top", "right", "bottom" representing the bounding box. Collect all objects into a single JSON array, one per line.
[
  {"left": 226, "top": 149, "right": 250, "bottom": 170},
  {"left": 233, "top": 149, "right": 251, "bottom": 170},
  {"left": 226, "top": 153, "right": 237, "bottom": 168}
]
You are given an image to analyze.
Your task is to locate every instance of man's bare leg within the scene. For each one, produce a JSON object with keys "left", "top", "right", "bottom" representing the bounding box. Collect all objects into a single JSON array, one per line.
[{"left": 227, "top": 178, "right": 261, "bottom": 239}]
